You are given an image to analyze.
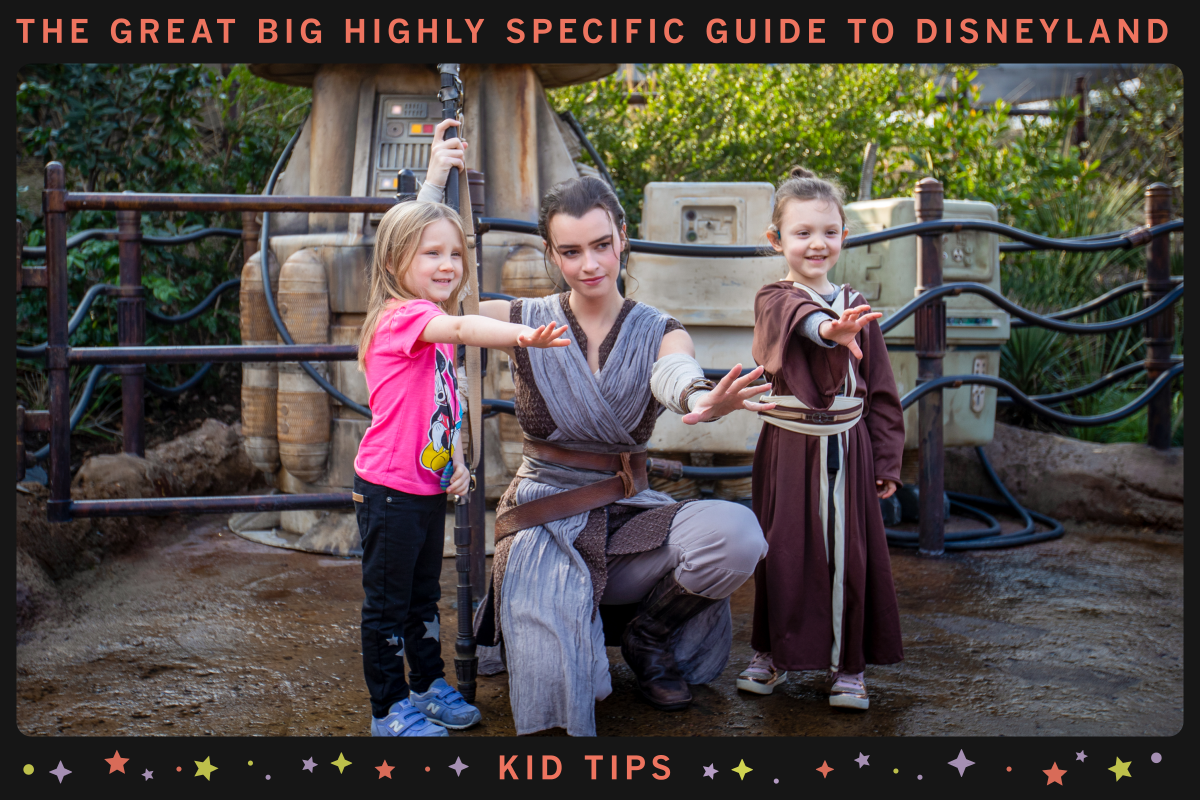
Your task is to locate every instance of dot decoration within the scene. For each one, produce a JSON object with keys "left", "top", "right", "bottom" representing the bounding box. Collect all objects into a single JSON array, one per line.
[
  {"left": 23, "top": 765, "right": 34, "bottom": 776},
  {"left": 1152, "top": 753, "right": 1162, "bottom": 764},
  {"left": 425, "top": 766, "right": 431, "bottom": 772},
  {"left": 1007, "top": 767, "right": 1012, "bottom": 772},
  {"left": 918, "top": 775, "right": 924, "bottom": 780},
  {"left": 248, "top": 761, "right": 254, "bottom": 766},
  {"left": 774, "top": 779, "right": 779, "bottom": 784},
  {"left": 266, "top": 775, "right": 272, "bottom": 781},
  {"left": 893, "top": 768, "right": 899, "bottom": 774},
  {"left": 176, "top": 767, "right": 182, "bottom": 773}
]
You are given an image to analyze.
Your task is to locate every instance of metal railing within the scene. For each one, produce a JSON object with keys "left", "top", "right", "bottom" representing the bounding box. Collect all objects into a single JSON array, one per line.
[{"left": 16, "top": 165, "right": 1183, "bottom": 557}]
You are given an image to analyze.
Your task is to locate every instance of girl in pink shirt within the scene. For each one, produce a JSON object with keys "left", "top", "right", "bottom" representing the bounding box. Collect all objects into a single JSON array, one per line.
[{"left": 356, "top": 122, "right": 568, "bottom": 736}]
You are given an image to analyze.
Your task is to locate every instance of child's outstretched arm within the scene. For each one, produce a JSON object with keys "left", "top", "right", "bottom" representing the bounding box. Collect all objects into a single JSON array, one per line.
[
  {"left": 419, "top": 315, "right": 570, "bottom": 350},
  {"left": 817, "top": 304, "right": 884, "bottom": 359}
]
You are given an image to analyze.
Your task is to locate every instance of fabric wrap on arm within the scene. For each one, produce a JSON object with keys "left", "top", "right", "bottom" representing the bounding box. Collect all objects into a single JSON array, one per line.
[
  {"left": 650, "top": 352, "right": 714, "bottom": 415},
  {"left": 801, "top": 310, "right": 838, "bottom": 348},
  {"left": 416, "top": 180, "right": 445, "bottom": 203}
]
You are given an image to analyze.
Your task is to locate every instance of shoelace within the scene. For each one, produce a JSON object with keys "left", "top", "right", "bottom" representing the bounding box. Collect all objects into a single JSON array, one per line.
[{"left": 746, "top": 651, "right": 776, "bottom": 674}]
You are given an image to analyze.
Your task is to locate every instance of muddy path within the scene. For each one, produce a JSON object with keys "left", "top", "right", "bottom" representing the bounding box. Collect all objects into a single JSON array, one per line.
[{"left": 16, "top": 514, "right": 1182, "bottom": 737}]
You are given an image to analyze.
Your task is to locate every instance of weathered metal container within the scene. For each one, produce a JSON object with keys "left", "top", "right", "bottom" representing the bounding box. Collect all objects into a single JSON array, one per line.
[
  {"left": 239, "top": 249, "right": 281, "bottom": 474},
  {"left": 277, "top": 362, "right": 331, "bottom": 484}
]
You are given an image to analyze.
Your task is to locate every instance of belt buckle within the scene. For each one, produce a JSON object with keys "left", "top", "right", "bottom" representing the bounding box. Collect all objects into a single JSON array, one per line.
[{"left": 809, "top": 411, "right": 832, "bottom": 424}]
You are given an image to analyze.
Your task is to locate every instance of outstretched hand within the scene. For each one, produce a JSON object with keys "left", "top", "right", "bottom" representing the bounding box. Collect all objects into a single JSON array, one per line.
[
  {"left": 682, "top": 364, "right": 776, "bottom": 425},
  {"left": 516, "top": 322, "right": 571, "bottom": 349},
  {"left": 818, "top": 304, "right": 883, "bottom": 359}
]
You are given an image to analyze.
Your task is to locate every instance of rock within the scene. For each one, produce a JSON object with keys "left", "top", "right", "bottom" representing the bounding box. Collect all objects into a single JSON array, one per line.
[
  {"left": 148, "top": 419, "right": 255, "bottom": 496},
  {"left": 945, "top": 423, "right": 1183, "bottom": 530},
  {"left": 72, "top": 453, "right": 175, "bottom": 499}
]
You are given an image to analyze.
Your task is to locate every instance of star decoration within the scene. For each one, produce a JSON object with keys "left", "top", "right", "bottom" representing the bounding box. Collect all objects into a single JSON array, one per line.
[
  {"left": 424, "top": 616, "right": 440, "bottom": 640},
  {"left": 142, "top": 769, "right": 154, "bottom": 781},
  {"left": 703, "top": 764, "right": 718, "bottom": 779},
  {"left": 376, "top": 761, "right": 394, "bottom": 779},
  {"left": 732, "top": 760, "right": 753, "bottom": 780},
  {"left": 1043, "top": 763, "right": 1066, "bottom": 786},
  {"left": 1108, "top": 757, "right": 1132, "bottom": 781},
  {"left": 855, "top": 753, "right": 870, "bottom": 769},
  {"left": 396, "top": 638, "right": 405, "bottom": 658},
  {"left": 106, "top": 750, "right": 130, "bottom": 774},
  {"left": 1076, "top": 750, "right": 1087, "bottom": 762},
  {"left": 194, "top": 756, "right": 218, "bottom": 781},
  {"left": 386, "top": 634, "right": 399, "bottom": 647},
  {"left": 948, "top": 749, "right": 975, "bottom": 777},
  {"left": 302, "top": 757, "right": 317, "bottom": 773},
  {"left": 816, "top": 761, "right": 834, "bottom": 779},
  {"left": 449, "top": 757, "right": 468, "bottom": 776},
  {"left": 332, "top": 753, "right": 353, "bottom": 774},
  {"left": 50, "top": 762, "right": 72, "bottom": 783}
]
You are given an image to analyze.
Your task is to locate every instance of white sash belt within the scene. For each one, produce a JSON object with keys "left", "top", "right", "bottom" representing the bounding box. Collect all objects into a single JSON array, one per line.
[{"left": 758, "top": 394, "right": 864, "bottom": 437}]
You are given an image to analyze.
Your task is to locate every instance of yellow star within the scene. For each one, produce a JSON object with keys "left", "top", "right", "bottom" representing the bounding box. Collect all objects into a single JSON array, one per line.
[
  {"left": 332, "top": 753, "right": 353, "bottom": 774},
  {"left": 1108, "top": 757, "right": 1132, "bottom": 781},
  {"left": 731, "top": 760, "right": 753, "bottom": 781},
  {"left": 193, "top": 756, "right": 218, "bottom": 781}
]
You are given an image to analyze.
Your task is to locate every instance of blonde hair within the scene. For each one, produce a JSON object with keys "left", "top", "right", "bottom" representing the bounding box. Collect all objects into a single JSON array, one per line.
[
  {"left": 358, "top": 201, "right": 468, "bottom": 371},
  {"left": 769, "top": 166, "right": 847, "bottom": 240}
]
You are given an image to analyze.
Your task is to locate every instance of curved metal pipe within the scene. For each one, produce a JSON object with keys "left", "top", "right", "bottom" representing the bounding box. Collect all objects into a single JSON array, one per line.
[
  {"left": 23, "top": 227, "right": 242, "bottom": 257},
  {"left": 879, "top": 280, "right": 1184, "bottom": 336},
  {"left": 31, "top": 365, "right": 111, "bottom": 461},
  {"left": 17, "top": 283, "right": 120, "bottom": 359},
  {"left": 145, "top": 363, "right": 213, "bottom": 397}
]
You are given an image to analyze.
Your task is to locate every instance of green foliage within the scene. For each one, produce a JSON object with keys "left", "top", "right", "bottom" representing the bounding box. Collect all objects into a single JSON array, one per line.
[{"left": 16, "top": 64, "right": 311, "bottom": 393}]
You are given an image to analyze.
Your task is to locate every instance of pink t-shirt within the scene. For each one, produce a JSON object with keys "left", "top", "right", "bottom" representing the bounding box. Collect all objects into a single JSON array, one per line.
[{"left": 354, "top": 299, "right": 461, "bottom": 495}]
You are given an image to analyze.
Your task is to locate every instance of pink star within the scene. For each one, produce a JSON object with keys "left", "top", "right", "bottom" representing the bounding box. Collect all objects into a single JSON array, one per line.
[
  {"left": 142, "top": 769, "right": 154, "bottom": 781},
  {"left": 50, "top": 762, "right": 72, "bottom": 783},
  {"left": 855, "top": 753, "right": 870, "bottom": 768},
  {"left": 449, "top": 758, "right": 468, "bottom": 777},
  {"left": 703, "top": 764, "right": 718, "bottom": 779}
]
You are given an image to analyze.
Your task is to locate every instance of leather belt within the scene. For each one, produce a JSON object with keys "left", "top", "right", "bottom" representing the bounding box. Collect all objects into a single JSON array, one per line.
[
  {"left": 760, "top": 406, "right": 862, "bottom": 425},
  {"left": 493, "top": 438, "right": 682, "bottom": 543}
]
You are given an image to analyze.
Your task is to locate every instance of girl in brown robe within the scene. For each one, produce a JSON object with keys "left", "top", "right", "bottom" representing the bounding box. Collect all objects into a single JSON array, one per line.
[{"left": 741, "top": 167, "right": 906, "bottom": 710}]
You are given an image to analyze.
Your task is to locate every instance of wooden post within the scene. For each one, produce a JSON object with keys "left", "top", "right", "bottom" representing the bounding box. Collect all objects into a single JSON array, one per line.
[
  {"left": 116, "top": 207, "right": 145, "bottom": 456},
  {"left": 44, "top": 163, "right": 71, "bottom": 523},
  {"left": 1143, "top": 183, "right": 1174, "bottom": 450},
  {"left": 914, "top": 178, "right": 945, "bottom": 556}
]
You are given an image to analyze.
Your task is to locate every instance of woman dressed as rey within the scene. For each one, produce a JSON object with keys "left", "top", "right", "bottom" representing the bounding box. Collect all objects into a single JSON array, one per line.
[{"left": 419, "top": 142, "right": 773, "bottom": 735}]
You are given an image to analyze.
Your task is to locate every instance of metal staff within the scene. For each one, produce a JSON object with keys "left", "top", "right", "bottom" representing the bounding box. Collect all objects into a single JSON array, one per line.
[{"left": 437, "top": 62, "right": 478, "bottom": 703}]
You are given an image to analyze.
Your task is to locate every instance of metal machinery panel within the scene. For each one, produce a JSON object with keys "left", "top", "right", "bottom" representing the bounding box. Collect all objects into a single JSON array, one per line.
[{"left": 368, "top": 94, "right": 442, "bottom": 222}]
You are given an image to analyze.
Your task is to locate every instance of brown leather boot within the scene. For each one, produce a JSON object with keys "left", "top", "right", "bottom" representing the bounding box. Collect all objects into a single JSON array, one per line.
[{"left": 621, "top": 573, "right": 719, "bottom": 711}]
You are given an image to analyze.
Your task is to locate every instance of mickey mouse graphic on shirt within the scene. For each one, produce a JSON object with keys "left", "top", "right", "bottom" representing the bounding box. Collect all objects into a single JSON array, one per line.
[{"left": 420, "top": 349, "right": 460, "bottom": 474}]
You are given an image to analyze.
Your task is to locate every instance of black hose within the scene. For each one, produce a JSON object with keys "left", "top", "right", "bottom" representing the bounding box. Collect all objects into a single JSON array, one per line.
[
  {"left": 17, "top": 283, "right": 120, "bottom": 359},
  {"left": 145, "top": 363, "right": 213, "bottom": 397},
  {"left": 886, "top": 447, "right": 1065, "bottom": 550},
  {"left": 558, "top": 110, "right": 616, "bottom": 190},
  {"left": 31, "top": 365, "right": 111, "bottom": 461},
  {"left": 879, "top": 280, "right": 1184, "bottom": 336},
  {"left": 146, "top": 279, "right": 241, "bottom": 325},
  {"left": 259, "top": 115, "right": 373, "bottom": 419},
  {"left": 22, "top": 227, "right": 242, "bottom": 257}
]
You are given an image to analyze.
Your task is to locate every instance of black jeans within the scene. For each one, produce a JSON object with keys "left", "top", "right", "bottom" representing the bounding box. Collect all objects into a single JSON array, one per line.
[{"left": 354, "top": 474, "right": 446, "bottom": 718}]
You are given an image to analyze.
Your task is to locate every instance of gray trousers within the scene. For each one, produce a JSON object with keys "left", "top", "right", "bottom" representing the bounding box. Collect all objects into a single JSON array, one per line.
[{"left": 601, "top": 500, "right": 768, "bottom": 603}]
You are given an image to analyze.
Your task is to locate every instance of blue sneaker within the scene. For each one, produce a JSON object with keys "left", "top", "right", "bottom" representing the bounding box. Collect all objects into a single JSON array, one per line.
[
  {"left": 370, "top": 698, "right": 448, "bottom": 737},
  {"left": 408, "top": 678, "right": 482, "bottom": 730}
]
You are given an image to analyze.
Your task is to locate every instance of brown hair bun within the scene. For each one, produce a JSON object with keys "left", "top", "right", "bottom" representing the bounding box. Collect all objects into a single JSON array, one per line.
[{"left": 789, "top": 166, "right": 816, "bottom": 180}]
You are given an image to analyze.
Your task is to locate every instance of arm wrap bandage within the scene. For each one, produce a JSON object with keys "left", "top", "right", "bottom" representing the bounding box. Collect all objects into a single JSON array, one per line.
[{"left": 651, "top": 353, "right": 715, "bottom": 416}]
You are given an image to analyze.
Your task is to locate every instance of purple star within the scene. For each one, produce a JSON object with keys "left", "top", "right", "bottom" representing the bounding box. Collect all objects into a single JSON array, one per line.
[
  {"left": 948, "top": 750, "right": 975, "bottom": 777},
  {"left": 142, "top": 769, "right": 154, "bottom": 781},
  {"left": 703, "top": 764, "right": 717, "bottom": 779},
  {"left": 302, "top": 757, "right": 317, "bottom": 773},
  {"left": 449, "top": 757, "right": 468, "bottom": 776},
  {"left": 855, "top": 753, "right": 870, "bottom": 768},
  {"left": 1076, "top": 751, "right": 1088, "bottom": 762},
  {"left": 50, "top": 762, "right": 72, "bottom": 783}
]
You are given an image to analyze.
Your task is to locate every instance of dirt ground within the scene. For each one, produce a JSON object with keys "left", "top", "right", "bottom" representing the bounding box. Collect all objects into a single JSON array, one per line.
[{"left": 15, "top": 512, "right": 1182, "bottom": 737}]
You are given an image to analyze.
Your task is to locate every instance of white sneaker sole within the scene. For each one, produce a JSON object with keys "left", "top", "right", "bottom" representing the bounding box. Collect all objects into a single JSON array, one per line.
[
  {"left": 737, "top": 672, "right": 787, "bottom": 695},
  {"left": 829, "top": 694, "right": 869, "bottom": 710},
  {"left": 424, "top": 715, "right": 481, "bottom": 731}
]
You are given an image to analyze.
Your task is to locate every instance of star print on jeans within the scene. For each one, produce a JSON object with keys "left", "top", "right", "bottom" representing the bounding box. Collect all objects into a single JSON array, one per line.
[
  {"left": 395, "top": 637, "right": 405, "bottom": 657},
  {"left": 424, "top": 615, "right": 440, "bottom": 640},
  {"left": 386, "top": 634, "right": 399, "bottom": 647}
]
